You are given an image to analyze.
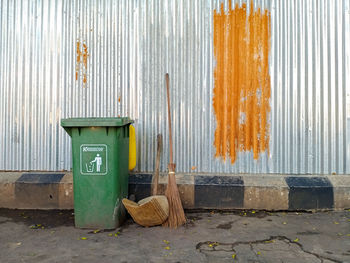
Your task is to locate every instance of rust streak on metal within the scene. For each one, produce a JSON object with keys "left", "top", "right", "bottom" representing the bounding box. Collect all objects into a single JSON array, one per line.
[
  {"left": 76, "top": 41, "right": 89, "bottom": 86},
  {"left": 213, "top": 0, "right": 271, "bottom": 164}
]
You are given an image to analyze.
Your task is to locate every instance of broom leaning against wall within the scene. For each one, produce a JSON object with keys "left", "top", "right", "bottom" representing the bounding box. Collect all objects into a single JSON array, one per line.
[{"left": 162, "top": 73, "right": 186, "bottom": 228}]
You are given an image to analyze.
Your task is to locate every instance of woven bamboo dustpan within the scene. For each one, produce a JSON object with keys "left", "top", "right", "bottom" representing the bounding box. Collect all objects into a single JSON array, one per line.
[{"left": 122, "top": 195, "right": 169, "bottom": 227}]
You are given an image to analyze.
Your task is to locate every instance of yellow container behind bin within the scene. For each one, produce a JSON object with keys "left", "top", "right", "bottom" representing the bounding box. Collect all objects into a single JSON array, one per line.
[{"left": 129, "top": 125, "right": 136, "bottom": 170}]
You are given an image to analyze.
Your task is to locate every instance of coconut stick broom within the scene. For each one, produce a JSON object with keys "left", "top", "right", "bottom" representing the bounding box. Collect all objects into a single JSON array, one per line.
[{"left": 162, "top": 73, "right": 186, "bottom": 228}]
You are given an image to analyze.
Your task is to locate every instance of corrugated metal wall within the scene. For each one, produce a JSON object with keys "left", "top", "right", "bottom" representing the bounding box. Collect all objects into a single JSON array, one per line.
[{"left": 1, "top": 0, "right": 350, "bottom": 174}]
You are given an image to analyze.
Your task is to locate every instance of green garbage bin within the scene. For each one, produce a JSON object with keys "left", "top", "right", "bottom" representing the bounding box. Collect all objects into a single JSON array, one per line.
[{"left": 61, "top": 117, "right": 133, "bottom": 229}]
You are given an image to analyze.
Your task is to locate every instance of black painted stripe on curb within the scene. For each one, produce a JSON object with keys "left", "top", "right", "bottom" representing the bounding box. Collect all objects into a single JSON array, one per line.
[
  {"left": 128, "top": 174, "right": 152, "bottom": 201},
  {"left": 17, "top": 173, "right": 65, "bottom": 183},
  {"left": 286, "top": 177, "right": 334, "bottom": 210},
  {"left": 194, "top": 176, "right": 244, "bottom": 209}
]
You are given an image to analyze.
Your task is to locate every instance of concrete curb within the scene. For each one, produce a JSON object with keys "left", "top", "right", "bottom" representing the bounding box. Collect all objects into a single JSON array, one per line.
[{"left": 0, "top": 172, "right": 349, "bottom": 210}]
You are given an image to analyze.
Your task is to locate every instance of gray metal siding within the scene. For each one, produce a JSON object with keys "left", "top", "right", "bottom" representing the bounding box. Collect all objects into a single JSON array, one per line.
[{"left": 1, "top": 0, "right": 349, "bottom": 174}]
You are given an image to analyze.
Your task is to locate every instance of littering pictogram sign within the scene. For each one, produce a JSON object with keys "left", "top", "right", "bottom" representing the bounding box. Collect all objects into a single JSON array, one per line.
[{"left": 80, "top": 144, "right": 108, "bottom": 175}]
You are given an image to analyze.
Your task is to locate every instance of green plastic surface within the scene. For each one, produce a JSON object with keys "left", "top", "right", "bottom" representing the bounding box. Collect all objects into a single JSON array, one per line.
[
  {"left": 61, "top": 118, "right": 132, "bottom": 229},
  {"left": 61, "top": 117, "right": 133, "bottom": 127}
]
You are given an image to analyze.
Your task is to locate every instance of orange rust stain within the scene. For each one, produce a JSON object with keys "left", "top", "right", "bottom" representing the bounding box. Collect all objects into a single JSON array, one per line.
[
  {"left": 76, "top": 42, "right": 81, "bottom": 63},
  {"left": 82, "top": 44, "right": 88, "bottom": 68},
  {"left": 118, "top": 96, "right": 121, "bottom": 103},
  {"left": 213, "top": 1, "right": 271, "bottom": 164},
  {"left": 76, "top": 41, "right": 89, "bottom": 86}
]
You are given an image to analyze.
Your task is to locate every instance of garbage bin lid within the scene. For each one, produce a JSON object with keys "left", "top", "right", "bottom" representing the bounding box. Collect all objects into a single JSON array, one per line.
[{"left": 61, "top": 117, "right": 133, "bottom": 127}]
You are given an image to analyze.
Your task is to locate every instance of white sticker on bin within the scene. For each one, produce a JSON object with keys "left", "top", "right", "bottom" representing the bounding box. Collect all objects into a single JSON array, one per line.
[{"left": 80, "top": 144, "right": 108, "bottom": 175}]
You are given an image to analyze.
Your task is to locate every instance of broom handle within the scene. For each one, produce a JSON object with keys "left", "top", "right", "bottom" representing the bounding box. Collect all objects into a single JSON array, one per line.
[
  {"left": 165, "top": 73, "right": 173, "bottom": 165},
  {"left": 152, "top": 134, "right": 162, "bottom": 196}
]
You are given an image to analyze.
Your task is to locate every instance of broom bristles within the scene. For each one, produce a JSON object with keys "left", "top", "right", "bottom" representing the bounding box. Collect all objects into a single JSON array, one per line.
[{"left": 162, "top": 172, "right": 186, "bottom": 228}]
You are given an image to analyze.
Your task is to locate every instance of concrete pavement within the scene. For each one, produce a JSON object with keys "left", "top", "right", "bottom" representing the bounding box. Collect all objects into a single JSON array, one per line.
[{"left": 0, "top": 209, "right": 349, "bottom": 263}]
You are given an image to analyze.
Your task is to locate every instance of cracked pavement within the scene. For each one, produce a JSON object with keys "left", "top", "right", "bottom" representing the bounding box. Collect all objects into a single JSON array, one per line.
[{"left": 0, "top": 209, "right": 349, "bottom": 262}]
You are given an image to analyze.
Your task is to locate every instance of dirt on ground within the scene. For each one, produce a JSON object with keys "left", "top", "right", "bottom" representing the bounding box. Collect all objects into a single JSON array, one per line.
[{"left": 0, "top": 209, "right": 349, "bottom": 263}]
